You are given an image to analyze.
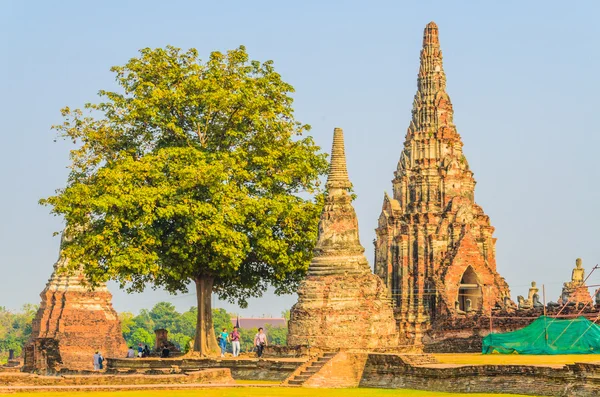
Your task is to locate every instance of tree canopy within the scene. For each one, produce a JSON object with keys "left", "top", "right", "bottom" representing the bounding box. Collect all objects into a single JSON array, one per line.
[{"left": 42, "top": 45, "right": 327, "bottom": 354}]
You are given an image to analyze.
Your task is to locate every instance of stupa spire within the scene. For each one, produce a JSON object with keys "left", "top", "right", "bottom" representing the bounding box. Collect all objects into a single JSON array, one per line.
[
  {"left": 418, "top": 21, "right": 446, "bottom": 97},
  {"left": 308, "top": 128, "right": 370, "bottom": 276},
  {"left": 326, "top": 127, "right": 351, "bottom": 190}
]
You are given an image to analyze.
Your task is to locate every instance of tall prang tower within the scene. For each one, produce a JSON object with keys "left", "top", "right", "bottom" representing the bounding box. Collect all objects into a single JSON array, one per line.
[{"left": 374, "top": 22, "right": 511, "bottom": 345}]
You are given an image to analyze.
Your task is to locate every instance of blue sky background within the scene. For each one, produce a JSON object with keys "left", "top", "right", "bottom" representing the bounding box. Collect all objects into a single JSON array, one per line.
[{"left": 1, "top": 0, "right": 599, "bottom": 316}]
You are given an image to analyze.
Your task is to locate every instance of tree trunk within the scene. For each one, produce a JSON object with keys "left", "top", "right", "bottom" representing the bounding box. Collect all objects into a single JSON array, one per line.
[{"left": 194, "top": 276, "right": 219, "bottom": 356}]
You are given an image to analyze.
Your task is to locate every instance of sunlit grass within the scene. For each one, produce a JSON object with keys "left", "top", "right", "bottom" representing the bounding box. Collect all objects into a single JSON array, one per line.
[
  {"left": 13, "top": 389, "right": 537, "bottom": 397},
  {"left": 433, "top": 353, "right": 600, "bottom": 366}
]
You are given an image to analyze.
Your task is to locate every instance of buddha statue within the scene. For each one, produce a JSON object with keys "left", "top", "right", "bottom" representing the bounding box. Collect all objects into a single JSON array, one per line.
[
  {"left": 560, "top": 258, "right": 592, "bottom": 305},
  {"left": 527, "top": 281, "right": 539, "bottom": 303},
  {"left": 571, "top": 258, "right": 585, "bottom": 286}
]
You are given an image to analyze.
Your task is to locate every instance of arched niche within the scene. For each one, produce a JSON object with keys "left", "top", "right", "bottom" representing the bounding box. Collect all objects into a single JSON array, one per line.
[{"left": 457, "top": 266, "right": 482, "bottom": 312}]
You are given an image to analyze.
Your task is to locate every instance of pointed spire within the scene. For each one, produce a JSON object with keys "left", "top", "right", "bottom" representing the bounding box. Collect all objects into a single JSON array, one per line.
[
  {"left": 326, "top": 128, "right": 351, "bottom": 190},
  {"left": 423, "top": 21, "right": 439, "bottom": 46},
  {"left": 308, "top": 128, "right": 370, "bottom": 276},
  {"left": 418, "top": 21, "right": 446, "bottom": 94}
]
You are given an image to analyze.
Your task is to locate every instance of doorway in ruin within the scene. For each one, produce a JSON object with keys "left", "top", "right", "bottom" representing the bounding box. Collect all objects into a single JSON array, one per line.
[{"left": 458, "top": 266, "right": 482, "bottom": 312}]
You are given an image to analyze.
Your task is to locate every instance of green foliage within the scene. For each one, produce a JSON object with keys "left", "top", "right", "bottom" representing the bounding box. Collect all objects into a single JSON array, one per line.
[
  {"left": 149, "top": 302, "right": 179, "bottom": 331},
  {"left": 212, "top": 308, "right": 232, "bottom": 335},
  {"left": 265, "top": 324, "right": 287, "bottom": 346},
  {"left": 238, "top": 327, "right": 256, "bottom": 352},
  {"left": 41, "top": 45, "right": 328, "bottom": 350},
  {"left": 121, "top": 303, "right": 235, "bottom": 351},
  {"left": 129, "top": 328, "right": 155, "bottom": 348},
  {"left": 0, "top": 305, "right": 38, "bottom": 362}
]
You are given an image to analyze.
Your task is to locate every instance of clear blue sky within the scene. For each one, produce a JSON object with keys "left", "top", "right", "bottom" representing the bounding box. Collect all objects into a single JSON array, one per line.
[{"left": 1, "top": 0, "right": 599, "bottom": 316}]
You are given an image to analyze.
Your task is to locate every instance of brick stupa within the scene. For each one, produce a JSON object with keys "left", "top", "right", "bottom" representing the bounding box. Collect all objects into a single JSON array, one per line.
[
  {"left": 374, "top": 22, "right": 511, "bottom": 344},
  {"left": 288, "top": 128, "right": 399, "bottom": 350},
  {"left": 23, "top": 230, "right": 126, "bottom": 372}
]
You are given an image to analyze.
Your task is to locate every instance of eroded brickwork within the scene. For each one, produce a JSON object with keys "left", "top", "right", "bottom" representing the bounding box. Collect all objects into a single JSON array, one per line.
[
  {"left": 23, "top": 231, "right": 127, "bottom": 372},
  {"left": 288, "top": 128, "right": 400, "bottom": 350},
  {"left": 374, "top": 22, "right": 511, "bottom": 345}
]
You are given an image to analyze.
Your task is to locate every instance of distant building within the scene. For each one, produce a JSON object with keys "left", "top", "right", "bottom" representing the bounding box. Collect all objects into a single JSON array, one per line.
[{"left": 230, "top": 317, "right": 286, "bottom": 330}]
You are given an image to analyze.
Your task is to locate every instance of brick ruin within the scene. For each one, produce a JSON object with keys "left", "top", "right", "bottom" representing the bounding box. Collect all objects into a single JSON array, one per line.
[
  {"left": 371, "top": 22, "right": 600, "bottom": 351},
  {"left": 374, "top": 21, "right": 511, "bottom": 346},
  {"left": 23, "top": 230, "right": 127, "bottom": 372},
  {"left": 287, "top": 128, "right": 401, "bottom": 351}
]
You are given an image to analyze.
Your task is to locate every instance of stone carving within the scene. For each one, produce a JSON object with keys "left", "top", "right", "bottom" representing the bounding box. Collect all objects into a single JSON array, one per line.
[
  {"left": 154, "top": 329, "right": 180, "bottom": 354},
  {"left": 528, "top": 281, "right": 543, "bottom": 308},
  {"left": 516, "top": 282, "right": 543, "bottom": 310},
  {"left": 374, "top": 21, "right": 510, "bottom": 344},
  {"left": 23, "top": 229, "right": 127, "bottom": 372},
  {"left": 559, "top": 258, "right": 592, "bottom": 306},
  {"left": 288, "top": 128, "right": 401, "bottom": 351},
  {"left": 517, "top": 296, "right": 531, "bottom": 310}
]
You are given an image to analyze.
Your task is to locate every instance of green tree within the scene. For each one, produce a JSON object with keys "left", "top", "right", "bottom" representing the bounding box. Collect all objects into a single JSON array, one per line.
[
  {"left": 174, "top": 307, "right": 197, "bottom": 336},
  {"left": 129, "top": 328, "right": 155, "bottom": 348},
  {"left": 149, "top": 302, "right": 179, "bottom": 331},
  {"left": 119, "top": 312, "right": 135, "bottom": 337},
  {"left": 0, "top": 305, "right": 38, "bottom": 361},
  {"left": 265, "top": 324, "right": 288, "bottom": 346},
  {"left": 212, "top": 308, "right": 232, "bottom": 336},
  {"left": 41, "top": 45, "right": 327, "bottom": 355}
]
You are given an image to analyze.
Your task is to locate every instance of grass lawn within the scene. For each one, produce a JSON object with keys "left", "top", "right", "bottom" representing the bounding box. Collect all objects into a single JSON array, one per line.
[
  {"left": 433, "top": 353, "right": 600, "bottom": 366},
  {"left": 12, "top": 389, "right": 537, "bottom": 397}
]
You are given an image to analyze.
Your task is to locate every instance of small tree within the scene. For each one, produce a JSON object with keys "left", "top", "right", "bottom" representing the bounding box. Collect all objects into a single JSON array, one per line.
[{"left": 42, "top": 46, "right": 327, "bottom": 355}]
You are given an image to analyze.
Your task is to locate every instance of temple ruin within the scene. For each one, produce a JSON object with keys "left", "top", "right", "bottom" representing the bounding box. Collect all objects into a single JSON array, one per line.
[
  {"left": 23, "top": 230, "right": 127, "bottom": 372},
  {"left": 287, "top": 128, "right": 401, "bottom": 351},
  {"left": 374, "top": 22, "right": 512, "bottom": 345}
]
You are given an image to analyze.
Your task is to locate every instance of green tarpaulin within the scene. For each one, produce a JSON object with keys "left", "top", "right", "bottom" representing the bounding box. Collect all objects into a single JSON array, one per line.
[{"left": 482, "top": 315, "right": 600, "bottom": 354}]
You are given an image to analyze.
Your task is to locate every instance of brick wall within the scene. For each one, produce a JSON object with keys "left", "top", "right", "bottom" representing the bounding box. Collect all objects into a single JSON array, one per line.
[{"left": 359, "top": 354, "right": 600, "bottom": 397}]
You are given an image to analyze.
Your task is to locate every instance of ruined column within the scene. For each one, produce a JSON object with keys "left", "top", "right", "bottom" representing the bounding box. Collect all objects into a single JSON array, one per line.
[{"left": 23, "top": 230, "right": 127, "bottom": 372}]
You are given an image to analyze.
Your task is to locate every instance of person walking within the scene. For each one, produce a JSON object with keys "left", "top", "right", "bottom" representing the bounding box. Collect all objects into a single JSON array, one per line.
[
  {"left": 218, "top": 328, "right": 229, "bottom": 357},
  {"left": 93, "top": 351, "right": 101, "bottom": 371},
  {"left": 98, "top": 352, "right": 104, "bottom": 370},
  {"left": 254, "top": 327, "right": 267, "bottom": 358},
  {"left": 231, "top": 326, "right": 241, "bottom": 357}
]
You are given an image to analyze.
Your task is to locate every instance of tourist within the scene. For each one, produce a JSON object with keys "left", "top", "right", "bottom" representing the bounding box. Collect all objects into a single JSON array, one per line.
[
  {"left": 137, "top": 342, "right": 143, "bottom": 358},
  {"left": 127, "top": 346, "right": 135, "bottom": 358},
  {"left": 98, "top": 352, "right": 104, "bottom": 370},
  {"left": 254, "top": 327, "right": 267, "bottom": 358},
  {"left": 142, "top": 345, "right": 151, "bottom": 358},
  {"left": 219, "top": 328, "right": 229, "bottom": 357},
  {"left": 161, "top": 345, "right": 170, "bottom": 358},
  {"left": 93, "top": 351, "right": 101, "bottom": 371},
  {"left": 231, "top": 326, "right": 241, "bottom": 357}
]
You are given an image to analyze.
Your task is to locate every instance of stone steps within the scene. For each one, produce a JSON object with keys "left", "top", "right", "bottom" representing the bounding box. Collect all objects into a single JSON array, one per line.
[{"left": 282, "top": 352, "right": 338, "bottom": 387}]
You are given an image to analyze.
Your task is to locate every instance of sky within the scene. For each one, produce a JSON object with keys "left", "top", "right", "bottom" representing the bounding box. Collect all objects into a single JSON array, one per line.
[{"left": 1, "top": 0, "right": 599, "bottom": 317}]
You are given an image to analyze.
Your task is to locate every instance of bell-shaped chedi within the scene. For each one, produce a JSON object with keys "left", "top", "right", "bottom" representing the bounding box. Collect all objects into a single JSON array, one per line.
[
  {"left": 23, "top": 229, "right": 127, "bottom": 372},
  {"left": 374, "top": 22, "right": 511, "bottom": 344},
  {"left": 288, "top": 128, "right": 400, "bottom": 350}
]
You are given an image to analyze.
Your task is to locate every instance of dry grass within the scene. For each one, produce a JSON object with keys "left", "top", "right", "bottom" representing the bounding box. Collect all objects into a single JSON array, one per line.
[
  {"left": 433, "top": 353, "right": 600, "bottom": 366},
  {"left": 12, "top": 389, "right": 537, "bottom": 397}
]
